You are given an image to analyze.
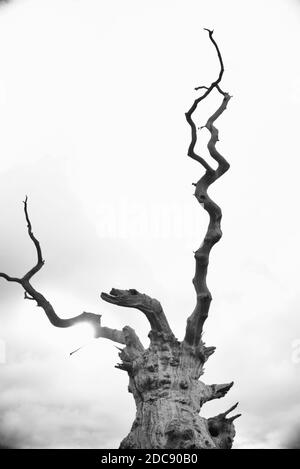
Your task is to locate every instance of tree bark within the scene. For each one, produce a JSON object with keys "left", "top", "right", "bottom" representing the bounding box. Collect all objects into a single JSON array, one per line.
[
  {"left": 99, "top": 290, "right": 239, "bottom": 448},
  {"left": 118, "top": 339, "right": 238, "bottom": 449}
]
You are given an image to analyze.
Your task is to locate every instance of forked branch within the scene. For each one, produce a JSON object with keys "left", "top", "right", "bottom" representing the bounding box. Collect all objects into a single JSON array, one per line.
[
  {"left": 184, "top": 29, "right": 231, "bottom": 347},
  {"left": 207, "top": 403, "right": 241, "bottom": 449},
  {"left": 0, "top": 198, "right": 127, "bottom": 346}
]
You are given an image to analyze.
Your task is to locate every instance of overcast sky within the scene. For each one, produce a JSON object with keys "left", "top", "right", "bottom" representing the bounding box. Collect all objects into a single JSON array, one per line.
[{"left": 0, "top": 0, "right": 300, "bottom": 449}]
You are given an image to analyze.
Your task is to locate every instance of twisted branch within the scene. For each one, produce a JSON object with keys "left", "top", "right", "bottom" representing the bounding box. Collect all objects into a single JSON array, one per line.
[
  {"left": 184, "top": 29, "right": 231, "bottom": 347},
  {"left": 101, "top": 288, "right": 175, "bottom": 342},
  {"left": 0, "top": 198, "right": 127, "bottom": 346},
  {"left": 22, "top": 195, "right": 44, "bottom": 281}
]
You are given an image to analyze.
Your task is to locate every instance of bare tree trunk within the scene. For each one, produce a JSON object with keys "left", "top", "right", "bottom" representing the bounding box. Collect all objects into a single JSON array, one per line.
[
  {"left": 0, "top": 30, "right": 240, "bottom": 449},
  {"left": 101, "top": 289, "right": 238, "bottom": 449},
  {"left": 121, "top": 340, "right": 236, "bottom": 449}
]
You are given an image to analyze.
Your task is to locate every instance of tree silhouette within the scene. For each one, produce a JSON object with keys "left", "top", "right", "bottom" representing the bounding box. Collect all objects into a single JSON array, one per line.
[{"left": 0, "top": 29, "right": 240, "bottom": 449}]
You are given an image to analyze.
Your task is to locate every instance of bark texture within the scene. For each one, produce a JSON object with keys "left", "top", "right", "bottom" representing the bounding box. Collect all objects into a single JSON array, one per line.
[
  {"left": 0, "top": 29, "right": 240, "bottom": 449},
  {"left": 100, "top": 289, "right": 239, "bottom": 449}
]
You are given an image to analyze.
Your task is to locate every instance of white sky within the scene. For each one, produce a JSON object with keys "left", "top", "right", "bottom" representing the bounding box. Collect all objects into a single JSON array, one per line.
[{"left": 0, "top": 0, "right": 300, "bottom": 449}]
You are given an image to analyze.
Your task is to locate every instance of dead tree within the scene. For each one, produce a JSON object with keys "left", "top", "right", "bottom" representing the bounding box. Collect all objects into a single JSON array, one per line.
[{"left": 0, "top": 29, "right": 240, "bottom": 449}]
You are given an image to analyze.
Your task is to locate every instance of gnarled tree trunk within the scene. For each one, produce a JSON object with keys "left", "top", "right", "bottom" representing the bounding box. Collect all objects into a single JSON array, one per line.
[
  {"left": 100, "top": 289, "right": 238, "bottom": 449},
  {"left": 0, "top": 29, "right": 240, "bottom": 449}
]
